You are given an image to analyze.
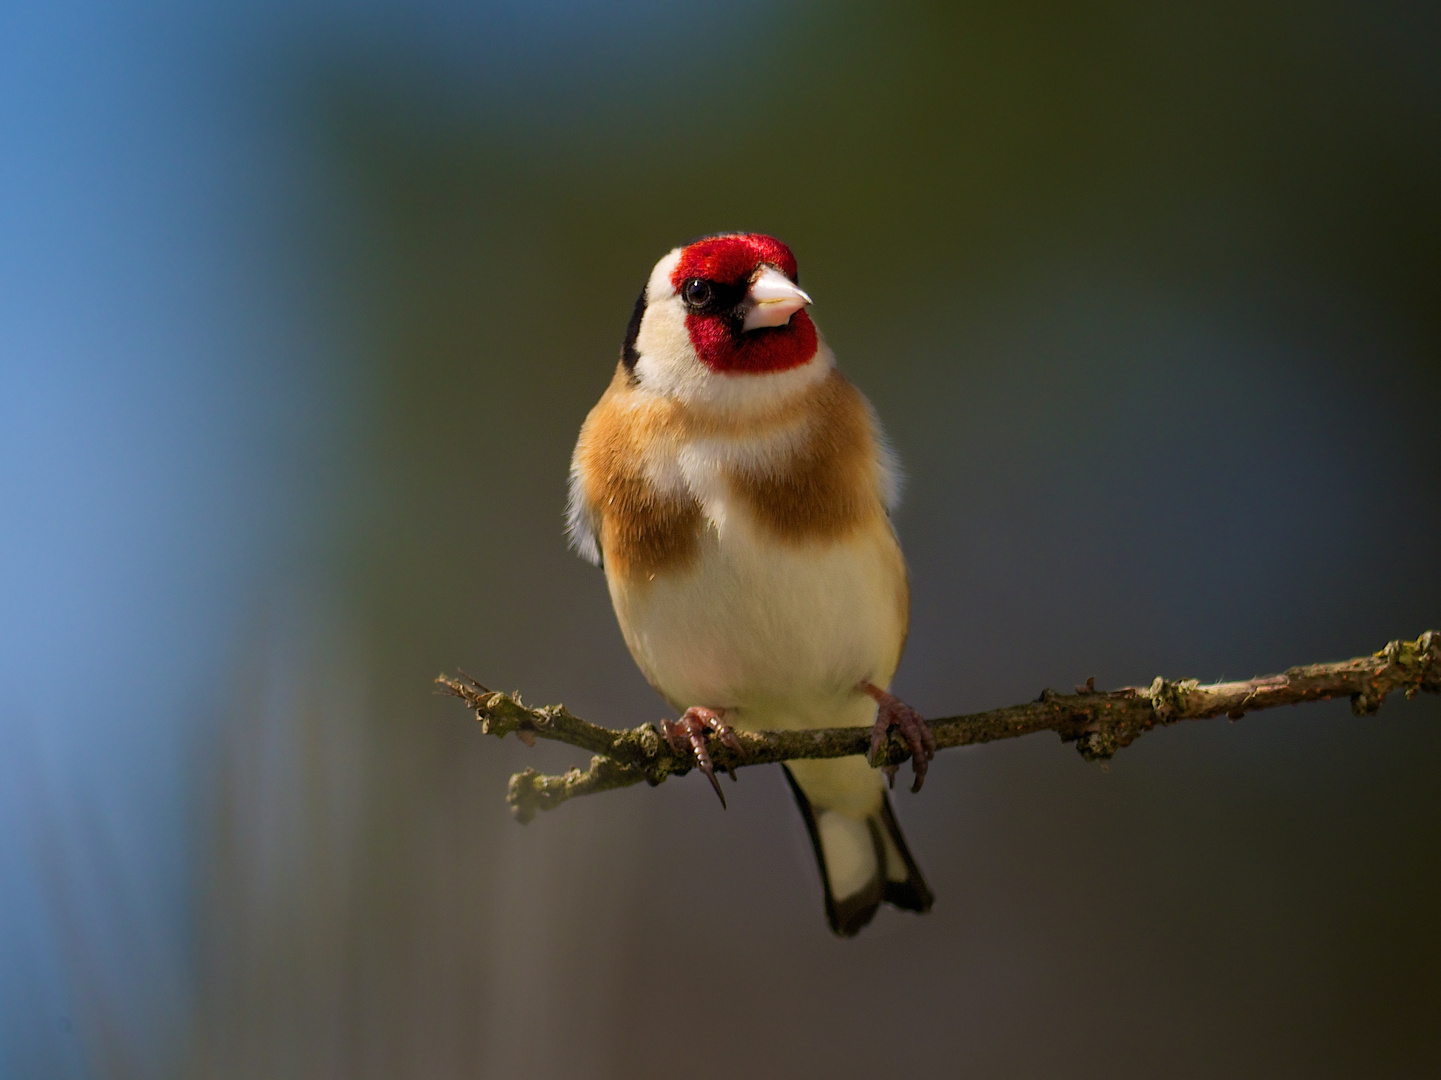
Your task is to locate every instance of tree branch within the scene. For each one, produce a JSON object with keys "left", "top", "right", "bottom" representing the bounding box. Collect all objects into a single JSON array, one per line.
[{"left": 438, "top": 631, "right": 1440, "bottom": 823}]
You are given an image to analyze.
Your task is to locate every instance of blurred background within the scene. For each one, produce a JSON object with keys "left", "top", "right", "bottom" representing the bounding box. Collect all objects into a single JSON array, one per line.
[{"left": 3, "top": 1, "right": 1439, "bottom": 1076}]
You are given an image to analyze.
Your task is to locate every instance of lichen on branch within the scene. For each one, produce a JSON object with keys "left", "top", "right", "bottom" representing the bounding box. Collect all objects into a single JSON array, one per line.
[{"left": 438, "top": 631, "right": 1439, "bottom": 823}]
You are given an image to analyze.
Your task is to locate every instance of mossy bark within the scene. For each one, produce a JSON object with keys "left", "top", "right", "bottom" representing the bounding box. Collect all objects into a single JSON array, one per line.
[{"left": 438, "top": 631, "right": 1440, "bottom": 823}]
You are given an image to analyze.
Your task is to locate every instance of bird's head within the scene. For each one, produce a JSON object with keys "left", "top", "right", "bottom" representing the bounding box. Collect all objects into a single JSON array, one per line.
[{"left": 622, "top": 233, "right": 830, "bottom": 413}]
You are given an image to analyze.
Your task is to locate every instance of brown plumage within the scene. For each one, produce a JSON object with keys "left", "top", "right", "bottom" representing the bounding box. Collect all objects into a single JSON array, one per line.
[{"left": 572, "top": 365, "right": 888, "bottom": 579}]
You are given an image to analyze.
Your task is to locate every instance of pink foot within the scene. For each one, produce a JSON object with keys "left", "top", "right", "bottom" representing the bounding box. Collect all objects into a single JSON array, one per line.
[
  {"left": 661, "top": 706, "right": 745, "bottom": 808},
  {"left": 861, "top": 682, "right": 936, "bottom": 793}
]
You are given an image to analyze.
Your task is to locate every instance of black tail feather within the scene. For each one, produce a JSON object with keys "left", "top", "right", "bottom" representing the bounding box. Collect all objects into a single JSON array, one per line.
[
  {"left": 782, "top": 765, "right": 933, "bottom": 937},
  {"left": 876, "top": 790, "right": 934, "bottom": 913}
]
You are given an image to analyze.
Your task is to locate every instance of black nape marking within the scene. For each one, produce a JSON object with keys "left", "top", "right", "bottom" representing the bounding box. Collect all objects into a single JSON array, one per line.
[{"left": 620, "top": 283, "right": 647, "bottom": 370}]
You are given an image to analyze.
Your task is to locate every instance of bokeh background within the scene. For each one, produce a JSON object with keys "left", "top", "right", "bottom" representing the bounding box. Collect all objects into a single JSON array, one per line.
[{"left": 4, "top": 2, "right": 1439, "bottom": 1077}]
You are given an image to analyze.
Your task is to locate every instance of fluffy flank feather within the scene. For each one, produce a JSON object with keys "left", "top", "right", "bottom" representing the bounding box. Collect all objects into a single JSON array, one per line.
[
  {"left": 565, "top": 463, "right": 601, "bottom": 565},
  {"left": 865, "top": 395, "right": 904, "bottom": 512}
]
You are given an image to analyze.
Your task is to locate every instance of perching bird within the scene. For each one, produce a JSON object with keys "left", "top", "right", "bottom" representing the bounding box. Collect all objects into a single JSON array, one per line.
[{"left": 567, "top": 233, "right": 935, "bottom": 936}]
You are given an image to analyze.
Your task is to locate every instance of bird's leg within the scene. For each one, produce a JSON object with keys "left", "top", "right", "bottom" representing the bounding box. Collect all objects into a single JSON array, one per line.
[
  {"left": 660, "top": 706, "right": 745, "bottom": 809},
  {"left": 861, "top": 682, "right": 937, "bottom": 793}
]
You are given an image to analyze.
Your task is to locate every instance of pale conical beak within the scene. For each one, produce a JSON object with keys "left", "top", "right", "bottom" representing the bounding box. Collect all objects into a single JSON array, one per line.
[{"left": 741, "top": 266, "right": 813, "bottom": 331}]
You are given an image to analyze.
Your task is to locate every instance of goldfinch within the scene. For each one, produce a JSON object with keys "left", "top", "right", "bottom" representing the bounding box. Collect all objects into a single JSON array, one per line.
[{"left": 567, "top": 233, "right": 934, "bottom": 936}]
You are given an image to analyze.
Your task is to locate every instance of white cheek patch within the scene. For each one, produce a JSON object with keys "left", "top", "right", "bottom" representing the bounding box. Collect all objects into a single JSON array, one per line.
[{"left": 633, "top": 292, "right": 711, "bottom": 404}]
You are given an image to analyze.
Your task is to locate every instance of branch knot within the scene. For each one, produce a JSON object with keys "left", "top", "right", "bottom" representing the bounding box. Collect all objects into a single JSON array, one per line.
[{"left": 1145, "top": 676, "right": 1199, "bottom": 723}]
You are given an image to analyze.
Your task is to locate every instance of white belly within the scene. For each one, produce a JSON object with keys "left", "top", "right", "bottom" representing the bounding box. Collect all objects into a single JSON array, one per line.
[{"left": 607, "top": 508, "right": 906, "bottom": 733}]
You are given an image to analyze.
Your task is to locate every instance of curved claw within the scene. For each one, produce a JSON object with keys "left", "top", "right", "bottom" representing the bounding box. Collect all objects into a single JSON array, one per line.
[
  {"left": 700, "top": 759, "right": 727, "bottom": 807},
  {"left": 661, "top": 707, "right": 740, "bottom": 809},
  {"left": 861, "top": 682, "right": 936, "bottom": 793}
]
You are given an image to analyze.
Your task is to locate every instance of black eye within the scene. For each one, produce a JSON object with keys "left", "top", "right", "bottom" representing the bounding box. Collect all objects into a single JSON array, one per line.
[{"left": 681, "top": 279, "right": 713, "bottom": 308}]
